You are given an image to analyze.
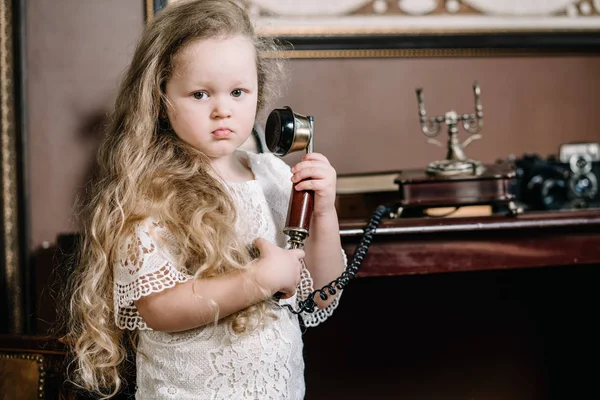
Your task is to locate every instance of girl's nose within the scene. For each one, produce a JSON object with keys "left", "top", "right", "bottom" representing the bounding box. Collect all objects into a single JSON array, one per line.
[{"left": 211, "top": 97, "right": 232, "bottom": 119}]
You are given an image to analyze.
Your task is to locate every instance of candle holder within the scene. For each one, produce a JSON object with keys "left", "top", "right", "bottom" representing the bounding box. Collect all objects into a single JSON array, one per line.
[{"left": 416, "top": 81, "right": 484, "bottom": 177}]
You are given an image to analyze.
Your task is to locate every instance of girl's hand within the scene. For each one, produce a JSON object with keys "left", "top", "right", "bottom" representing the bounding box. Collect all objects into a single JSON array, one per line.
[
  {"left": 290, "top": 153, "right": 337, "bottom": 216},
  {"left": 252, "top": 237, "right": 304, "bottom": 299}
]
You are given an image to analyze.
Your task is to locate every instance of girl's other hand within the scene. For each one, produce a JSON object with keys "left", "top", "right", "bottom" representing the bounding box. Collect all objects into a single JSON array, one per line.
[
  {"left": 251, "top": 237, "right": 304, "bottom": 299},
  {"left": 290, "top": 152, "right": 337, "bottom": 216}
]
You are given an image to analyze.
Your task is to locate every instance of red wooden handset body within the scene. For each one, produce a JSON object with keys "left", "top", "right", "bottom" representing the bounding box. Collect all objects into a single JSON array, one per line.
[{"left": 286, "top": 188, "right": 314, "bottom": 233}]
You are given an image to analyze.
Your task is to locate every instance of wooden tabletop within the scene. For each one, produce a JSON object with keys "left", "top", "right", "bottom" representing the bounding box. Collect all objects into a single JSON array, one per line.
[{"left": 339, "top": 208, "right": 600, "bottom": 277}]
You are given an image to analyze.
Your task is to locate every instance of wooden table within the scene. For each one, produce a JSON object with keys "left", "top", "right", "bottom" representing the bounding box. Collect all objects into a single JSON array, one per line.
[
  {"left": 339, "top": 209, "right": 600, "bottom": 277},
  {"left": 303, "top": 208, "right": 600, "bottom": 399}
]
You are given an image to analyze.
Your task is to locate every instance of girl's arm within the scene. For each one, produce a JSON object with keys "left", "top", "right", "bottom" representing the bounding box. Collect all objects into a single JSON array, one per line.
[
  {"left": 303, "top": 210, "right": 345, "bottom": 309},
  {"left": 134, "top": 237, "right": 304, "bottom": 333},
  {"left": 290, "top": 153, "right": 346, "bottom": 309},
  {"left": 135, "top": 267, "right": 265, "bottom": 332}
]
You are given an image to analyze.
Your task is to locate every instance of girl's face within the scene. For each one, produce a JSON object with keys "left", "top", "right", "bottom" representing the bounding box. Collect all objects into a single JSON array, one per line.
[{"left": 165, "top": 35, "right": 258, "bottom": 161}]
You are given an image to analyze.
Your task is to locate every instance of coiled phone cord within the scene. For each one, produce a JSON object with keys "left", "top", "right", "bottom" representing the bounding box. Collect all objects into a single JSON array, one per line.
[{"left": 281, "top": 204, "right": 392, "bottom": 314}]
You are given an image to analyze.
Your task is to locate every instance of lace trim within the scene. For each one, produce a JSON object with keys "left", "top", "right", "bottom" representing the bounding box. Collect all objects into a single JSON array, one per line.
[
  {"left": 301, "top": 295, "right": 342, "bottom": 328},
  {"left": 297, "top": 248, "right": 347, "bottom": 327},
  {"left": 297, "top": 260, "right": 314, "bottom": 305},
  {"left": 114, "top": 263, "right": 191, "bottom": 331}
]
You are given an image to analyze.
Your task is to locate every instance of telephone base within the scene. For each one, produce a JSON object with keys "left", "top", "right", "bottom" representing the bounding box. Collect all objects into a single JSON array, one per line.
[
  {"left": 394, "top": 161, "right": 517, "bottom": 217},
  {"left": 334, "top": 161, "right": 517, "bottom": 220}
]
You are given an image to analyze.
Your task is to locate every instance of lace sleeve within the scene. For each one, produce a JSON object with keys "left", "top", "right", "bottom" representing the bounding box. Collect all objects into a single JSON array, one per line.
[
  {"left": 297, "top": 248, "right": 348, "bottom": 328},
  {"left": 113, "top": 219, "right": 192, "bottom": 330}
]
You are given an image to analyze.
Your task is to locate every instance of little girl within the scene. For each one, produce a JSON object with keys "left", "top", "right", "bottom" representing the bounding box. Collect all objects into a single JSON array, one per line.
[{"left": 66, "top": 0, "right": 346, "bottom": 399}]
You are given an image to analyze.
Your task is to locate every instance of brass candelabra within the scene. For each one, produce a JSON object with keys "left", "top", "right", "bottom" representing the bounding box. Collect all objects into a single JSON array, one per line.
[{"left": 416, "top": 81, "right": 485, "bottom": 176}]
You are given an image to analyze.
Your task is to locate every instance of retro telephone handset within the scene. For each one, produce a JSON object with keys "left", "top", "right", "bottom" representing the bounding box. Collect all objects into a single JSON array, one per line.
[{"left": 264, "top": 107, "right": 391, "bottom": 314}]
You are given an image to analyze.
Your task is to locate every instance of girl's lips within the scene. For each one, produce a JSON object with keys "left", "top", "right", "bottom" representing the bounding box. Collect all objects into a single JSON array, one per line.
[{"left": 212, "top": 128, "right": 232, "bottom": 138}]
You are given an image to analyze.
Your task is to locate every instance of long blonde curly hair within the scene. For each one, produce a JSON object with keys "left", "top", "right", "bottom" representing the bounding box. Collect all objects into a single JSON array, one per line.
[{"left": 65, "top": 0, "right": 286, "bottom": 396}]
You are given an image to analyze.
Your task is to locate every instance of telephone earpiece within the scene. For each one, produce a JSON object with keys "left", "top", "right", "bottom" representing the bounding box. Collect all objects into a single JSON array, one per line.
[{"left": 265, "top": 106, "right": 313, "bottom": 156}]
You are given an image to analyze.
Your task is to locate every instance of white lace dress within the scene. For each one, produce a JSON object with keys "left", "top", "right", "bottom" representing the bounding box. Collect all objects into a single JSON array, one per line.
[{"left": 113, "top": 150, "right": 345, "bottom": 399}]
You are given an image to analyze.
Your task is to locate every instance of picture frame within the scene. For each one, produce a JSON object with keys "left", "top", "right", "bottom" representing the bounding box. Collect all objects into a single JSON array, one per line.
[
  {"left": 0, "top": 0, "right": 27, "bottom": 333},
  {"left": 146, "top": 0, "right": 600, "bottom": 58}
]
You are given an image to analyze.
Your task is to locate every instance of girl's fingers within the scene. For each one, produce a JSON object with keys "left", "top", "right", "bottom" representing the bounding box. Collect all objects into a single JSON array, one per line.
[
  {"left": 302, "top": 152, "right": 329, "bottom": 164},
  {"left": 290, "top": 249, "right": 305, "bottom": 259},
  {"left": 291, "top": 160, "right": 321, "bottom": 174},
  {"left": 294, "top": 179, "right": 333, "bottom": 192},
  {"left": 291, "top": 166, "right": 326, "bottom": 183}
]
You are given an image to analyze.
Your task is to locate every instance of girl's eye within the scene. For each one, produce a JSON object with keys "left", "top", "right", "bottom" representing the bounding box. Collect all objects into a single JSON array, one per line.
[
  {"left": 231, "top": 89, "right": 244, "bottom": 98},
  {"left": 193, "top": 91, "right": 207, "bottom": 100}
]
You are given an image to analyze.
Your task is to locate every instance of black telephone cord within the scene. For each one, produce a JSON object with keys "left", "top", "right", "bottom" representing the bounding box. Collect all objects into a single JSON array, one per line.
[{"left": 281, "top": 204, "right": 392, "bottom": 314}]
